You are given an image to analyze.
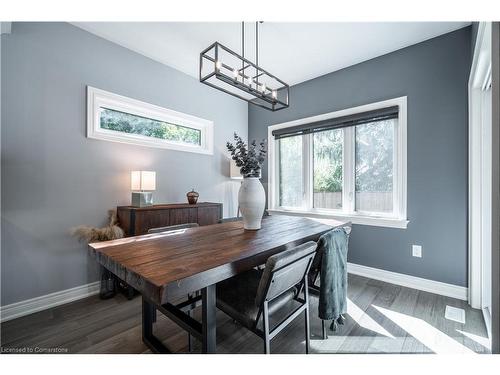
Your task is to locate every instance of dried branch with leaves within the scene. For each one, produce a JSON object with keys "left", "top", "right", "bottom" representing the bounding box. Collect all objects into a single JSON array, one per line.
[{"left": 226, "top": 133, "right": 267, "bottom": 178}]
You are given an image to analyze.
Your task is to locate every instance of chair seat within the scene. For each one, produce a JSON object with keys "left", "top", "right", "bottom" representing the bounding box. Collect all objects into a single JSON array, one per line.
[{"left": 216, "top": 269, "right": 296, "bottom": 330}]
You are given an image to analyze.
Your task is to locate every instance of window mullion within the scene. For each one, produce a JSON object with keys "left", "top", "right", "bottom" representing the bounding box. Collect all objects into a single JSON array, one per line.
[
  {"left": 351, "top": 127, "right": 356, "bottom": 214},
  {"left": 302, "top": 133, "right": 313, "bottom": 210},
  {"left": 308, "top": 133, "right": 314, "bottom": 210},
  {"left": 274, "top": 138, "right": 280, "bottom": 209},
  {"left": 343, "top": 127, "right": 355, "bottom": 214},
  {"left": 341, "top": 128, "right": 349, "bottom": 213},
  {"left": 393, "top": 120, "right": 399, "bottom": 217}
]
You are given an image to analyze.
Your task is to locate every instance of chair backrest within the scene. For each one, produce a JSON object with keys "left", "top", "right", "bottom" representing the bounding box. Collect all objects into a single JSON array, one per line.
[
  {"left": 255, "top": 241, "right": 317, "bottom": 307},
  {"left": 147, "top": 223, "right": 199, "bottom": 234}
]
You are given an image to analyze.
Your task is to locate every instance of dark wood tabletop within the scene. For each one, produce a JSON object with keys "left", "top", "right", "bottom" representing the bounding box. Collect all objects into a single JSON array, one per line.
[{"left": 89, "top": 215, "right": 347, "bottom": 305}]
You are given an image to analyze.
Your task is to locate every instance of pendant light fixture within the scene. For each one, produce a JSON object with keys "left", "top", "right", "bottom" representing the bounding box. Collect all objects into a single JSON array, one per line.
[{"left": 199, "top": 22, "right": 289, "bottom": 111}]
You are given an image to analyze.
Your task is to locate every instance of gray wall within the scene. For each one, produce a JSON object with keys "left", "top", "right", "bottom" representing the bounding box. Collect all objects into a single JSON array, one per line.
[
  {"left": 249, "top": 27, "right": 471, "bottom": 286},
  {"left": 1, "top": 22, "right": 247, "bottom": 306}
]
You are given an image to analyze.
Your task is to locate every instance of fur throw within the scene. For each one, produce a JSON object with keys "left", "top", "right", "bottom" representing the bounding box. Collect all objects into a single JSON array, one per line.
[{"left": 71, "top": 209, "right": 124, "bottom": 243}]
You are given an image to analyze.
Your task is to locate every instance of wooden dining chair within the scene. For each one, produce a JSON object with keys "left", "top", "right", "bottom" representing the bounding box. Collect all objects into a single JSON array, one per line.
[{"left": 216, "top": 241, "right": 318, "bottom": 354}]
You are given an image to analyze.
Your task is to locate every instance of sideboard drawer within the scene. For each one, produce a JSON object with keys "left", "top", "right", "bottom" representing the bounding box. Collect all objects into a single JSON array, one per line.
[
  {"left": 134, "top": 210, "right": 171, "bottom": 236},
  {"left": 169, "top": 208, "right": 198, "bottom": 226},
  {"left": 198, "top": 206, "right": 222, "bottom": 226}
]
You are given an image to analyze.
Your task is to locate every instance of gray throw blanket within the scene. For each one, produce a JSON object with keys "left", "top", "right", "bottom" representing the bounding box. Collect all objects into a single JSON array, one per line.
[{"left": 317, "top": 228, "right": 349, "bottom": 330}]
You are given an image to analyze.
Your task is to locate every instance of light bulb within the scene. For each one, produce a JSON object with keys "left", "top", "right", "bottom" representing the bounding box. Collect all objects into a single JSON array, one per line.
[
  {"left": 246, "top": 76, "right": 253, "bottom": 86},
  {"left": 232, "top": 69, "right": 239, "bottom": 79},
  {"left": 272, "top": 90, "right": 277, "bottom": 99},
  {"left": 215, "top": 60, "right": 222, "bottom": 71},
  {"left": 261, "top": 83, "right": 267, "bottom": 93}
]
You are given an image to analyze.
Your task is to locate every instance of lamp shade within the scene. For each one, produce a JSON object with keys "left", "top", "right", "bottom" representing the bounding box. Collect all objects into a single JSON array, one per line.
[
  {"left": 131, "top": 171, "right": 156, "bottom": 191},
  {"left": 229, "top": 160, "right": 243, "bottom": 179}
]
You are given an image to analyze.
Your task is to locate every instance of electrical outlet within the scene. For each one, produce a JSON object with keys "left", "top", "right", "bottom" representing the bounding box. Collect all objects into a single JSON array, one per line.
[{"left": 412, "top": 245, "right": 422, "bottom": 258}]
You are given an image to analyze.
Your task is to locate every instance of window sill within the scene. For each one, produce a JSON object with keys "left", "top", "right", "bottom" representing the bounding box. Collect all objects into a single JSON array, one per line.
[{"left": 268, "top": 209, "right": 409, "bottom": 229}]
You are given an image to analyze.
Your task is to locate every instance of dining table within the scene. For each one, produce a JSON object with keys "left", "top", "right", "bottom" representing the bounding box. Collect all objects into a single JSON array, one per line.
[{"left": 88, "top": 214, "right": 349, "bottom": 353}]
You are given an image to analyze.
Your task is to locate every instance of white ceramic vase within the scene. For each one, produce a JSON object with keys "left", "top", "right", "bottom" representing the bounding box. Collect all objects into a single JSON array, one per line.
[{"left": 238, "top": 177, "right": 266, "bottom": 230}]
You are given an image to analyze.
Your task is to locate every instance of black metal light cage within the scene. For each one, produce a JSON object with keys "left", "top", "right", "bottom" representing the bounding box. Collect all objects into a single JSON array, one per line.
[{"left": 199, "top": 42, "right": 290, "bottom": 111}]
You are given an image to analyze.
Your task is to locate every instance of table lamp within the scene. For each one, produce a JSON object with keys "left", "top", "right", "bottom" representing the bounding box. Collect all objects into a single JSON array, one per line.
[{"left": 131, "top": 171, "right": 156, "bottom": 207}]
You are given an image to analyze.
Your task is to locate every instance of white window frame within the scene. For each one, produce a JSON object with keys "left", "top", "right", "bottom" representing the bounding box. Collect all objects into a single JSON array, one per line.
[
  {"left": 268, "top": 96, "right": 408, "bottom": 229},
  {"left": 468, "top": 21, "right": 493, "bottom": 339},
  {"left": 87, "top": 86, "right": 214, "bottom": 155}
]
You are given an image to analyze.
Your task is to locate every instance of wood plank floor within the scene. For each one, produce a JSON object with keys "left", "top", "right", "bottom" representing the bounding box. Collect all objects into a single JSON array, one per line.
[{"left": 0, "top": 274, "right": 490, "bottom": 354}]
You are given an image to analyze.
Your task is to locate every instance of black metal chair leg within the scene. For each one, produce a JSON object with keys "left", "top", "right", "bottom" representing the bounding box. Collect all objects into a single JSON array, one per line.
[
  {"left": 304, "top": 307, "right": 310, "bottom": 354},
  {"left": 303, "top": 276, "right": 311, "bottom": 353},
  {"left": 322, "top": 320, "right": 328, "bottom": 339},
  {"left": 263, "top": 300, "right": 271, "bottom": 354},
  {"left": 302, "top": 276, "right": 310, "bottom": 353},
  {"left": 264, "top": 338, "right": 271, "bottom": 354}
]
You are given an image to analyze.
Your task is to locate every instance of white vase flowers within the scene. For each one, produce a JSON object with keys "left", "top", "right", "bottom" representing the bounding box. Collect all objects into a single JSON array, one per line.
[{"left": 226, "top": 133, "right": 267, "bottom": 230}]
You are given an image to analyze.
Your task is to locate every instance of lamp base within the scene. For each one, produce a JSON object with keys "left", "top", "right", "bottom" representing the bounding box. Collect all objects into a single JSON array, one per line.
[{"left": 131, "top": 192, "right": 153, "bottom": 207}]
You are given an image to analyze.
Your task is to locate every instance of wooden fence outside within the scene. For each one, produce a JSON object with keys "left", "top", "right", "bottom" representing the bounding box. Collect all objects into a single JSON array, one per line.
[{"left": 313, "top": 191, "right": 393, "bottom": 212}]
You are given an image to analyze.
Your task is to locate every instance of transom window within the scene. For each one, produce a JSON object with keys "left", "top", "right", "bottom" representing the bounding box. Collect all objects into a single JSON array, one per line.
[
  {"left": 100, "top": 108, "right": 202, "bottom": 146},
  {"left": 87, "top": 86, "right": 213, "bottom": 154},
  {"left": 268, "top": 97, "right": 407, "bottom": 228}
]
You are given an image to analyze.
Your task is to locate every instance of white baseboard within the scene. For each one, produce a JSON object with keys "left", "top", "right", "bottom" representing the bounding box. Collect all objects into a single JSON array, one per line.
[
  {"left": 347, "top": 262, "right": 468, "bottom": 301},
  {"left": 0, "top": 281, "right": 100, "bottom": 323}
]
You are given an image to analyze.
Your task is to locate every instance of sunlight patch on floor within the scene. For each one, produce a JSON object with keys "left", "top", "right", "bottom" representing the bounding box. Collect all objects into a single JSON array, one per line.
[
  {"left": 347, "top": 298, "right": 394, "bottom": 338},
  {"left": 456, "top": 329, "right": 491, "bottom": 351},
  {"left": 308, "top": 335, "right": 411, "bottom": 353},
  {"left": 373, "top": 305, "right": 475, "bottom": 354},
  {"left": 308, "top": 336, "right": 401, "bottom": 353},
  {"left": 306, "top": 298, "right": 395, "bottom": 353},
  {"left": 365, "top": 336, "right": 406, "bottom": 353}
]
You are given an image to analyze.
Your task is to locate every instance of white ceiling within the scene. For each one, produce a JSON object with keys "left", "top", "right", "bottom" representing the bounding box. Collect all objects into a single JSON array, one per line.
[{"left": 73, "top": 22, "right": 470, "bottom": 86}]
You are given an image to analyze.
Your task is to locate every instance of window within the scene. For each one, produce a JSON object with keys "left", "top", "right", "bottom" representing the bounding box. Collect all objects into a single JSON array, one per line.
[
  {"left": 279, "top": 135, "right": 303, "bottom": 207},
  {"left": 87, "top": 86, "right": 214, "bottom": 154},
  {"left": 314, "top": 128, "right": 343, "bottom": 209},
  {"left": 355, "top": 119, "right": 394, "bottom": 213},
  {"left": 100, "top": 108, "right": 202, "bottom": 146},
  {"left": 268, "top": 97, "right": 407, "bottom": 228}
]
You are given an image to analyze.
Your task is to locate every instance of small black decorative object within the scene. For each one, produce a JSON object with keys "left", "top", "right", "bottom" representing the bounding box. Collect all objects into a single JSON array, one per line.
[{"left": 187, "top": 189, "right": 199, "bottom": 204}]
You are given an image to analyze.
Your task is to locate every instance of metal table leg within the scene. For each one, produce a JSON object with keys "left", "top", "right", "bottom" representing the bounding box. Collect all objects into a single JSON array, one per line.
[
  {"left": 202, "top": 284, "right": 217, "bottom": 353},
  {"left": 141, "top": 289, "right": 215, "bottom": 354},
  {"left": 142, "top": 298, "right": 170, "bottom": 353}
]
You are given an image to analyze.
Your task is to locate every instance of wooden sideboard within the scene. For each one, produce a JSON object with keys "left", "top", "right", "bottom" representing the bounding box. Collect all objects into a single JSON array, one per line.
[{"left": 117, "top": 202, "right": 223, "bottom": 236}]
